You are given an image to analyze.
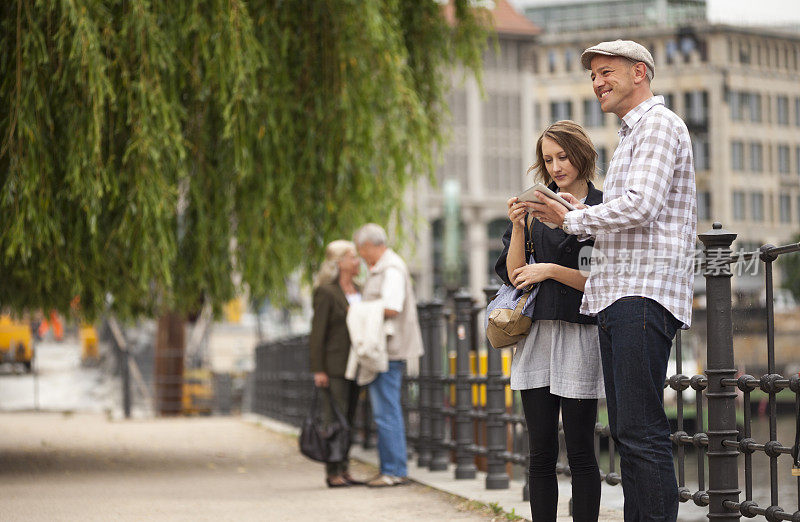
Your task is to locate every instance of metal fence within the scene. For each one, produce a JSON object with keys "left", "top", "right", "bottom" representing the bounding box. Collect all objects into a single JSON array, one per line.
[{"left": 251, "top": 223, "right": 800, "bottom": 521}]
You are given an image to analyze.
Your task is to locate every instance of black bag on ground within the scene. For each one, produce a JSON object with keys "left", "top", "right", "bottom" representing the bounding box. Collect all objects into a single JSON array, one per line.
[{"left": 299, "top": 387, "right": 351, "bottom": 463}]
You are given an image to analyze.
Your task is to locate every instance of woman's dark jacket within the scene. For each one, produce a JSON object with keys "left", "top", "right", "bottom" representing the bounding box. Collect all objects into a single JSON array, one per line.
[
  {"left": 494, "top": 181, "right": 603, "bottom": 325},
  {"left": 309, "top": 282, "right": 352, "bottom": 377}
]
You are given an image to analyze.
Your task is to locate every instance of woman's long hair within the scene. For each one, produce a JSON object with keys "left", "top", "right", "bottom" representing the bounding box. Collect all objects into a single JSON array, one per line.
[{"left": 313, "top": 240, "right": 357, "bottom": 289}]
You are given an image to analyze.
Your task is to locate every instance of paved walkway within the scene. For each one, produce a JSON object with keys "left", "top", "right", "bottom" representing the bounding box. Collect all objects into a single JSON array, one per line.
[
  {"left": 0, "top": 412, "right": 507, "bottom": 521},
  {"left": 255, "top": 415, "right": 625, "bottom": 522}
]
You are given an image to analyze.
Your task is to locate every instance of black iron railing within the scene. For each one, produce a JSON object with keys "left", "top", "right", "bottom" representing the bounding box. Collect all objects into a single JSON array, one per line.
[{"left": 251, "top": 223, "right": 800, "bottom": 520}]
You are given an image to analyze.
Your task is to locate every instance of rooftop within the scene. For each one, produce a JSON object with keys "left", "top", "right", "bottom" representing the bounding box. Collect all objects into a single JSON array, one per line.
[{"left": 443, "top": 0, "right": 541, "bottom": 37}]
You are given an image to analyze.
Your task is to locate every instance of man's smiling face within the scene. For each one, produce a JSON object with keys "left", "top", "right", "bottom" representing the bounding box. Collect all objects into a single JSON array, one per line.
[{"left": 590, "top": 55, "right": 638, "bottom": 119}]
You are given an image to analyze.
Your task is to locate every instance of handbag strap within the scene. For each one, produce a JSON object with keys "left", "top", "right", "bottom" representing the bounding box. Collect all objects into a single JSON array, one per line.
[
  {"left": 309, "top": 386, "right": 321, "bottom": 419},
  {"left": 524, "top": 214, "right": 535, "bottom": 257},
  {"left": 321, "top": 387, "right": 349, "bottom": 428}
]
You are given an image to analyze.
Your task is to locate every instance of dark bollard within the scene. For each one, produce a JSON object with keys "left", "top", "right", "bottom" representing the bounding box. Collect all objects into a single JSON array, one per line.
[
  {"left": 699, "top": 223, "right": 740, "bottom": 521},
  {"left": 122, "top": 348, "right": 131, "bottom": 419},
  {"left": 416, "top": 303, "right": 432, "bottom": 468},
  {"left": 483, "top": 286, "right": 509, "bottom": 489},
  {"left": 428, "top": 300, "right": 449, "bottom": 471},
  {"left": 454, "top": 291, "right": 477, "bottom": 479}
]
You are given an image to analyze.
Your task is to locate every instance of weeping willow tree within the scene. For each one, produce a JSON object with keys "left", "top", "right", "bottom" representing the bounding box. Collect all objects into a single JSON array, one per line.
[{"left": 0, "top": 1, "right": 490, "bottom": 319}]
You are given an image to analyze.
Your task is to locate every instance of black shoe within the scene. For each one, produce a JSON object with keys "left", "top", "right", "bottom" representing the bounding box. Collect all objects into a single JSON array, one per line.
[{"left": 326, "top": 476, "right": 351, "bottom": 488}]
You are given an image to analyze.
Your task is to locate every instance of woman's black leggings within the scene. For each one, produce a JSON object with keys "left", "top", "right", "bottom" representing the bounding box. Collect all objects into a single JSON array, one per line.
[{"left": 520, "top": 387, "right": 600, "bottom": 522}]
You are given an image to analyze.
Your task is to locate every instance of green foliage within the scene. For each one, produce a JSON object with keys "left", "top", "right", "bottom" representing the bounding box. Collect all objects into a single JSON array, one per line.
[
  {"left": 780, "top": 233, "right": 800, "bottom": 301},
  {"left": 0, "top": 0, "right": 489, "bottom": 318}
]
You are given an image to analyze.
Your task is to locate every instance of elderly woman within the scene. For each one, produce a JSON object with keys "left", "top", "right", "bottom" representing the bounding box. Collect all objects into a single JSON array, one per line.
[{"left": 309, "top": 239, "right": 363, "bottom": 488}]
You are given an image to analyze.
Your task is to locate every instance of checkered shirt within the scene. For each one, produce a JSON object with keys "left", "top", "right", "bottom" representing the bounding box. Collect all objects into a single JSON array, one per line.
[{"left": 563, "top": 96, "right": 697, "bottom": 327}]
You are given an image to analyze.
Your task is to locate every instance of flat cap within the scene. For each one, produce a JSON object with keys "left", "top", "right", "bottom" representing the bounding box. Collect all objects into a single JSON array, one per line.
[{"left": 581, "top": 40, "right": 655, "bottom": 80}]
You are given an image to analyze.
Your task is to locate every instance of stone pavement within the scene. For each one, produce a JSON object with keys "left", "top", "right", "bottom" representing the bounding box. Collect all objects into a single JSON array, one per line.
[{"left": 0, "top": 412, "right": 510, "bottom": 521}]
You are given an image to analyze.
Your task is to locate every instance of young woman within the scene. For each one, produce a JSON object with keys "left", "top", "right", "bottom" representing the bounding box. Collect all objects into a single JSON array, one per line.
[
  {"left": 309, "top": 240, "right": 363, "bottom": 488},
  {"left": 494, "top": 120, "right": 604, "bottom": 521}
]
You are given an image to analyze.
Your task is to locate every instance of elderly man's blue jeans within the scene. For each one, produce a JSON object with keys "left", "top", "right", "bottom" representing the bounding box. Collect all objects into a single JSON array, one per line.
[
  {"left": 369, "top": 360, "right": 408, "bottom": 477},
  {"left": 598, "top": 297, "right": 681, "bottom": 522}
]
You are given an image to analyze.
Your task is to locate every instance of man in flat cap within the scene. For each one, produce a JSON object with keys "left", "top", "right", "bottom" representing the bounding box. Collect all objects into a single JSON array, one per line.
[{"left": 530, "top": 40, "right": 696, "bottom": 521}]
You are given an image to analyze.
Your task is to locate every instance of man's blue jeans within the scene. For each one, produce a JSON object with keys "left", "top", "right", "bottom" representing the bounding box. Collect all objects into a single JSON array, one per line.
[
  {"left": 369, "top": 360, "right": 408, "bottom": 477},
  {"left": 598, "top": 297, "right": 681, "bottom": 522}
]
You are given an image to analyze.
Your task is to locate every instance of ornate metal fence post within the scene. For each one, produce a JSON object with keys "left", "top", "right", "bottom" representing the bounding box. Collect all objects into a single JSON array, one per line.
[
  {"left": 699, "top": 222, "right": 741, "bottom": 521},
  {"left": 454, "top": 291, "right": 477, "bottom": 479},
  {"left": 416, "top": 303, "right": 432, "bottom": 468},
  {"left": 484, "top": 286, "right": 509, "bottom": 489},
  {"left": 428, "top": 299, "right": 449, "bottom": 471}
]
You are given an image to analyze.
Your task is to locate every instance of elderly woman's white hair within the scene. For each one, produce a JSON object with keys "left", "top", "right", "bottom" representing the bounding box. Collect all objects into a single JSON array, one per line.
[
  {"left": 353, "top": 223, "right": 387, "bottom": 247},
  {"left": 313, "top": 239, "right": 357, "bottom": 288}
]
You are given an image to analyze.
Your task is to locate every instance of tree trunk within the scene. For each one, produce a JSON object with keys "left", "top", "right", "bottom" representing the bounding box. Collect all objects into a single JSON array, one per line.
[{"left": 155, "top": 312, "right": 185, "bottom": 416}]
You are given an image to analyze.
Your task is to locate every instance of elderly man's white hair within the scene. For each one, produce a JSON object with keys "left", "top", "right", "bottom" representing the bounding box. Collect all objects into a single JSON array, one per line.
[{"left": 354, "top": 223, "right": 387, "bottom": 247}]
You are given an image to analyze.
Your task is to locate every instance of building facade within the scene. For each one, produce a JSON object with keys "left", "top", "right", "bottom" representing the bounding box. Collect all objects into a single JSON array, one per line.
[
  {"left": 408, "top": 0, "right": 540, "bottom": 300},
  {"left": 407, "top": 0, "right": 800, "bottom": 301}
]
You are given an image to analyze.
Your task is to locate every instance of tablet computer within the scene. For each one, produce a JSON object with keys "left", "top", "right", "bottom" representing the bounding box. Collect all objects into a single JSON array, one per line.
[{"left": 516, "top": 182, "right": 576, "bottom": 211}]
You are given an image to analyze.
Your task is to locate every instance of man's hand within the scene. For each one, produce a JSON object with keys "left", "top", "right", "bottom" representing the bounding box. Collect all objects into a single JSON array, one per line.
[
  {"left": 511, "top": 263, "right": 552, "bottom": 289},
  {"left": 557, "top": 193, "right": 589, "bottom": 210},
  {"left": 527, "top": 191, "right": 587, "bottom": 227},
  {"left": 313, "top": 372, "right": 329, "bottom": 388}
]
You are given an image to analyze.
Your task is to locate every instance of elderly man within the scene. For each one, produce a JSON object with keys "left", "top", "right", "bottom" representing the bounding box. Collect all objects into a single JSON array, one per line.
[
  {"left": 530, "top": 40, "right": 696, "bottom": 521},
  {"left": 353, "top": 223, "right": 424, "bottom": 488}
]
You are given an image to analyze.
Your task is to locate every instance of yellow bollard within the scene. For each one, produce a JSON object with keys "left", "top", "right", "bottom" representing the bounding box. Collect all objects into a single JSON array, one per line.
[{"left": 449, "top": 348, "right": 514, "bottom": 408}]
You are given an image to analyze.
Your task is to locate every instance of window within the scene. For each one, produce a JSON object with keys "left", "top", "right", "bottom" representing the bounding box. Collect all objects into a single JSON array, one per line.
[
  {"left": 487, "top": 219, "right": 508, "bottom": 284},
  {"left": 697, "top": 191, "right": 711, "bottom": 221},
  {"left": 731, "top": 141, "right": 744, "bottom": 171},
  {"left": 550, "top": 100, "right": 572, "bottom": 122},
  {"left": 684, "top": 91, "right": 708, "bottom": 126},
  {"left": 749, "top": 142, "right": 763, "bottom": 172},
  {"left": 499, "top": 40, "right": 519, "bottom": 71},
  {"left": 795, "top": 97, "right": 800, "bottom": 126},
  {"left": 739, "top": 41, "right": 751, "bottom": 64},
  {"left": 750, "top": 192, "right": 764, "bottom": 222},
  {"left": 666, "top": 39, "right": 679, "bottom": 65},
  {"left": 564, "top": 49, "right": 575, "bottom": 72},
  {"left": 749, "top": 93, "right": 762, "bottom": 122},
  {"left": 778, "top": 144, "right": 791, "bottom": 174},
  {"left": 548, "top": 50, "right": 557, "bottom": 73},
  {"left": 680, "top": 36, "right": 696, "bottom": 63},
  {"left": 777, "top": 96, "right": 790, "bottom": 125},
  {"left": 692, "top": 134, "right": 710, "bottom": 171},
  {"left": 662, "top": 93, "right": 675, "bottom": 111},
  {"left": 780, "top": 194, "right": 791, "bottom": 223},
  {"left": 733, "top": 191, "right": 746, "bottom": 220},
  {"left": 583, "top": 98, "right": 604, "bottom": 127},
  {"left": 730, "top": 91, "right": 742, "bottom": 121},
  {"left": 796, "top": 146, "right": 800, "bottom": 175}
]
